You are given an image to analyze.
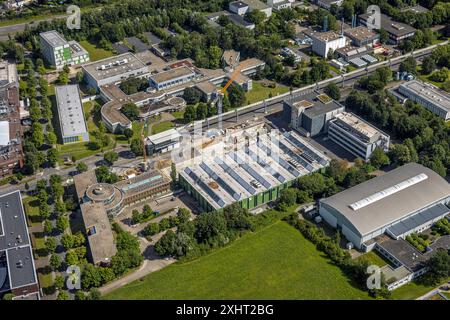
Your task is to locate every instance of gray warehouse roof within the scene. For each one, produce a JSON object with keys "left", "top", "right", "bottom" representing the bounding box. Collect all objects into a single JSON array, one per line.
[
  {"left": 40, "top": 30, "right": 67, "bottom": 48},
  {"left": 55, "top": 85, "right": 88, "bottom": 138},
  {"left": 320, "top": 163, "right": 450, "bottom": 236},
  {"left": 0, "top": 191, "right": 38, "bottom": 291}
]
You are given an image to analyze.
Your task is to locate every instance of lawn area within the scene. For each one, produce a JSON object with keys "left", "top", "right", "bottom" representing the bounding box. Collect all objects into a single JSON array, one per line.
[
  {"left": 79, "top": 40, "right": 114, "bottom": 61},
  {"left": 23, "top": 196, "right": 41, "bottom": 227},
  {"left": 417, "top": 66, "right": 450, "bottom": 89},
  {"left": 151, "top": 121, "right": 174, "bottom": 135},
  {"left": 245, "top": 82, "right": 290, "bottom": 105},
  {"left": 105, "top": 221, "right": 371, "bottom": 300},
  {"left": 355, "top": 251, "right": 390, "bottom": 267},
  {"left": 391, "top": 277, "right": 450, "bottom": 300}
]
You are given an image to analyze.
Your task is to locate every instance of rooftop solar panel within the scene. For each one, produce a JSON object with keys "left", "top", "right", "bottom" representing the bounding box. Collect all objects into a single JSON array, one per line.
[
  {"left": 228, "top": 152, "right": 271, "bottom": 189},
  {"left": 200, "top": 162, "right": 241, "bottom": 201},
  {"left": 270, "top": 137, "right": 314, "bottom": 172},
  {"left": 184, "top": 167, "right": 226, "bottom": 208},
  {"left": 244, "top": 147, "right": 286, "bottom": 183},
  {"left": 214, "top": 157, "right": 257, "bottom": 195},
  {"left": 256, "top": 141, "right": 301, "bottom": 177},
  {"left": 285, "top": 133, "right": 329, "bottom": 166}
]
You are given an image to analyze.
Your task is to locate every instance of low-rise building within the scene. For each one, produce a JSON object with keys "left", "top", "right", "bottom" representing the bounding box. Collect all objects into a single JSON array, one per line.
[
  {"left": 149, "top": 66, "right": 196, "bottom": 91},
  {"left": 82, "top": 52, "right": 148, "bottom": 89},
  {"left": 344, "top": 26, "right": 380, "bottom": 47},
  {"left": 55, "top": 85, "right": 89, "bottom": 144},
  {"left": 328, "top": 112, "right": 390, "bottom": 160},
  {"left": 397, "top": 80, "right": 450, "bottom": 121},
  {"left": 267, "top": 0, "right": 292, "bottom": 10},
  {"left": 283, "top": 92, "right": 345, "bottom": 137},
  {"left": 308, "top": 30, "right": 348, "bottom": 58},
  {"left": 242, "top": 0, "right": 272, "bottom": 17},
  {"left": 229, "top": 1, "right": 249, "bottom": 15},
  {"left": 316, "top": 0, "right": 343, "bottom": 10},
  {"left": 227, "top": 13, "right": 256, "bottom": 29},
  {"left": 40, "top": 30, "right": 89, "bottom": 69},
  {"left": 145, "top": 128, "right": 182, "bottom": 156},
  {"left": 335, "top": 45, "right": 374, "bottom": 62},
  {"left": 0, "top": 191, "right": 39, "bottom": 299},
  {"left": 359, "top": 13, "right": 416, "bottom": 44}
]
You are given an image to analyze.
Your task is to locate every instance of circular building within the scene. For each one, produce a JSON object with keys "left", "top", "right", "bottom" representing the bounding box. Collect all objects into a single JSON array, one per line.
[{"left": 85, "top": 183, "right": 124, "bottom": 216}]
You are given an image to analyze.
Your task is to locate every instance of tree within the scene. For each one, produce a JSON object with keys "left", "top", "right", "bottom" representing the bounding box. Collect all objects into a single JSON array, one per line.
[
  {"left": 45, "top": 237, "right": 57, "bottom": 254},
  {"left": 183, "top": 87, "right": 201, "bottom": 105},
  {"left": 425, "top": 249, "right": 450, "bottom": 285},
  {"left": 95, "top": 165, "right": 119, "bottom": 183},
  {"left": 130, "top": 138, "right": 144, "bottom": 156},
  {"left": 61, "top": 234, "right": 75, "bottom": 250},
  {"left": 389, "top": 144, "right": 411, "bottom": 166},
  {"left": 279, "top": 188, "right": 297, "bottom": 207},
  {"left": 123, "top": 128, "right": 133, "bottom": 141},
  {"left": 104, "top": 151, "right": 119, "bottom": 165},
  {"left": 57, "top": 71, "right": 69, "bottom": 85},
  {"left": 57, "top": 291, "right": 70, "bottom": 300},
  {"left": 324, "top": 82, "right": 340, "bottom": 100},
  {"left": 44, "top": 220, "right": 53, "bottom": 235},
  {"left": 76, "top": 71, "right": 84, "bottom": 83},
  {"left": 56, "top": 215, "right": 69, "bottom": 233},
  {"left": 194, "top": 211, "right": 228, "bottom": 244},
  {"left": 183, "top": 104, "right": 197, "bottom": 123},
  {"left": 370, "top": 148, "right": 390, "bottom": 169},
  {"left": 47, "top": 148, "right": 59, "bottom": 167},
  {"left": 421, "top": 56, "right": 436, "bottom": 74},
  {"left": 120, "top": 103, "right": 140, "bottom": 121},
  {"left": 143, "top": 223, "right": 160, "bottom": 236},
  {"left": 399, "top": 57, "right": 417, "bottom": 75},
  {"left": 47, "top": 132, "right": 57, "bottom": 146},
  {"left": 196, "top": 102, "right": 208, "bottom": 120},
  {"left": 227, "top": 84, "right": 245, "bottom": 108},
  {"left": 50, "top": 254, "right": 62, "bottom": 271},
  {"left": 76, "top": 162, "right": 88, "bottom": 173},
  {"left": 88, "top": 288, "right": 101, "bottom": 300}
]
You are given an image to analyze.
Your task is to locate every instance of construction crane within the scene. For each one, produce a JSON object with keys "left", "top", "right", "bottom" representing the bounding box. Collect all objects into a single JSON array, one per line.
[
  {"left": 212, "top": 65, "right": 243, "bottom": 130},
  {"left": 140, "top": 120, "right": 149, "bottom": 171}
]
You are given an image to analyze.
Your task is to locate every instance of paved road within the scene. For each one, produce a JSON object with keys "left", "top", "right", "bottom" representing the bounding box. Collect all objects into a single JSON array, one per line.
[{"left": 0, "top": 15, "right": 67, "bottom": 41}]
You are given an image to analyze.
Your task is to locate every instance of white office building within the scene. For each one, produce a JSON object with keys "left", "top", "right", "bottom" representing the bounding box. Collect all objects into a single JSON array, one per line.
[
  {"left": 328, "top": 112, "right": 390, "bottom": 161},
  {"left": 309, "top": 31, "right": 347, "bottom": 58},
  {"left": 149, "top": 66, "right": 196, "bottom": 91},
  {"left": 55, "top": 85, "right": 89, "bottom": 144},
  {"left": 398, "top": 80, "right": 450, "bottom": 121}
]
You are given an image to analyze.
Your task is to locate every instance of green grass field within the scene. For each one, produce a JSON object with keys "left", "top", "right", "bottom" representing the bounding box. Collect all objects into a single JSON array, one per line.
[
  {"left": 355, "top": 251, "right": 390, "bottom": 268},
  {"left": 151, "top": 121, "right": 174, "bottom": 135},
  {"left": 105, "top": 221, "right": 371, "bottom": 300},
  {"left": 79, "top": 40, "right": 114, "bottom": 61},
  {"left": 391, "top": 277, "right": 450, "bottom": 300},
  {"left": 245, "top": 82, "right": 290, "bottom": 105}
]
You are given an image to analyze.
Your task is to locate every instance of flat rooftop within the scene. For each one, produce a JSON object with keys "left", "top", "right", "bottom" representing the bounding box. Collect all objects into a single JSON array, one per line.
[
  {"left": 344, "top": 26, "right": 378, "bottom": 42},
  {"left": 55, "top": 85, "right": 88, "bottom": 138},
  {"left": 307, "top": 30, "right": 344, "bottom": 42},
  {"left": 147, "top": 128, "right": 181, "bottom": 145},
  {"left": 0, "top": 191, "right": 38, "bottom": 291},
  {"left": 150, "top": 66, "right": 195, "bottom": 84},
  {"left": 80, "top": 202, "right": 117, "bottom": 265},
  {"left": 286, "top": 92, "right": 344, "bottom": 118},
  {"left": 331, "top": 112, "right": 387, "bottom": 143},
  {"left": 40, "top": 30, "right": 67, "bottom": 48},
  {"left": 230, "top": 1, "right": 248, "bottom": 8},
  {"left": 180, "top": 129, "right": 329, "bottom": 210},
  {"left": 321, "top": 163, "right": 450, "bottom": 237},
  {"left": 400, "top": 80, "right": 450, "bottom": 113},
  {"left": 243, "top": 0, "right": 269, "bottom": 10},
  {"left": 228, "top": 14, "right": 255, "bottom": 28},
  {"left": 82, "top": 52, "right": 148, "bottom": 82},
  {"left": 68, "top": 41, "right": 89, "bottom": 58},
  {"left": 360, "top": 13, "right": 416, "bottom": 37}
]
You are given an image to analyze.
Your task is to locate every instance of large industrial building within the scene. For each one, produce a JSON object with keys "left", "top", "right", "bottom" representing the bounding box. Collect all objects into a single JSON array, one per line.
[
  {"left": 179, "top": 124, "right": 330, "bottom": 211},
  {"left": 55, "top": 85, "right": 89, "bottom": 144},
  {"left": 283, "top": 92, "right": 345, "bottom": 137},
  {"left": 328, "top": 112, "right": 390, "bottom": 161},
  {"left": 82, "top": 52, "right": 149, "bottom": 88},
  {"left": 319, "top": 163, "right": 450, "bottom": 251},
  {"left": 0, "top": 190, "right": 39, "bottom": 299},
  {"left": 397, "top": 80, "right": 450, "bottom": 121},
  {"left": 40, "top": 30, "right": 89, "bottom": 69}
]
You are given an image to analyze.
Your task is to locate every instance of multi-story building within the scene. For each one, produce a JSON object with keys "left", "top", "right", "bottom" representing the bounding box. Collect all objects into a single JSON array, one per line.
[
  {"left": 344, "top": 26, "right": 380, "bottom": 47},
  {"left": 149, "top": 66, "right": 196, "bottom": 91},
  {"left": 359, "top": 13, "right": 416, "bottom": 44},
  {"left": 308, "top": 30, "right": 348, "bottom": 58},
  {"left": 229, "top": 1, "right": 249, "bottom": 15},
  {"left": 398, "top": 80, "right": 450, "bottom": 121},
  {"left": 283, "top": 93, "right": 345, "bottom": 137},
  {"left": 82, "top": 52, "right": 148, "bottom": 89},
  {"left": 39, "top": 30, "right": 90, "bottom": 69},
  {"left": 0, "top": 61, "right": 23, "bottom": 178},
  {"left": 242, "top": 0, "right": 272, "bottom": 17},
  {"left": 316, "top": 0, "right": 343, "bottom": 10},
  {"left": 0, "top": 190, "right": 39, "bottom": 299},
  {"left": 328, "top": 112, "right": 390, "bottom": 161},
  {"left": 267, "top": 0, "right": 292, "bottom": 10},
  {"left": 55, "top": 85, "right": 89, "bottom": 144}
]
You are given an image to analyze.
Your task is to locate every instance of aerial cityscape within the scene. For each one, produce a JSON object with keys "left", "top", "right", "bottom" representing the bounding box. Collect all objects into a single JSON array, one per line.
[{"left": 0, "top": 0, "right": 449, "bottom": 307}]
